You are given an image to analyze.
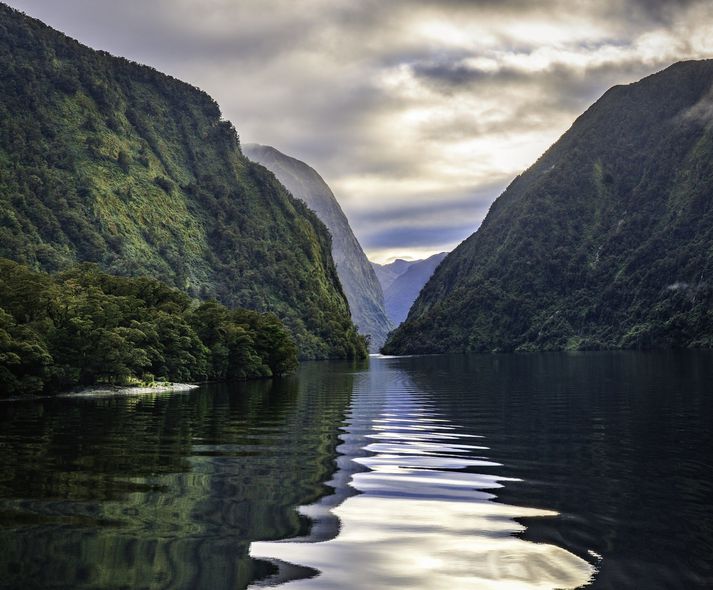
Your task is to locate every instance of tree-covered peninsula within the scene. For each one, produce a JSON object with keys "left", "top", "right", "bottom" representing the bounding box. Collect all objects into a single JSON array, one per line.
[
  {"left": 0, "top": 3, "right": 366, "bottom": 360},
  {"left": 0, "top": 259, "right": 299, "bottom": 397}
]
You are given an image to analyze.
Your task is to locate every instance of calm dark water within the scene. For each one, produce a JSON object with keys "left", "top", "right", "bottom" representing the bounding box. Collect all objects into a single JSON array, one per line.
[{"left": 1, "top": 351, "right": 712, "bottom": 589}]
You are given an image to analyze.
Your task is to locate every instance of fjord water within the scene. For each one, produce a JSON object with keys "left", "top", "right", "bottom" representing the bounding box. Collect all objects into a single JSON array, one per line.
[{"left": 1, "top": 353, "right": 712, "bottom": 588}]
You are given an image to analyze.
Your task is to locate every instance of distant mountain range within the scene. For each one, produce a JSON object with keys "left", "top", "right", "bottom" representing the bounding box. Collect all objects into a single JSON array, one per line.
[
  {"left": 371, "top": 258, "right": 415, "bottom": 291},
  {"left": 372, "top": 253, "right": 447, "bottom": 326},
  {"left": 0, "top": 3, "right": 366, "bottom": 360},
  {"left": 384, "top": 60, "right": 713, "bottom": 355},
  {"left": 244, "top": 144, "right": 393, "bottom": 351}
]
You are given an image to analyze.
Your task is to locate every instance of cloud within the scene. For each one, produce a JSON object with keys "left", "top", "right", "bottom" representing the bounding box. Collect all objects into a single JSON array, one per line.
[
  {"left": 365, "top": 224, "right": 475, "bottom": 249},
  {"left": 681, "top": 83, "right": 713, "bottom": 123},
  {"left": 6, "top": 0, "right": 713, "bottom": 260}
]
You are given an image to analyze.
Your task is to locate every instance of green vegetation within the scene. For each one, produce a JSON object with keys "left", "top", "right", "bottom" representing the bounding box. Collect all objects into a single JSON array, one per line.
[
  {"left": 244, "top": 144, "right": 393, "bottom": 351},
  {"left": 384, "top": 60, "right": 713, "bottom": 355},
  {"left": 0, "top": 259, "right": 298, "bottom": 396},
  {"left": 0, "top": 4, "right": 367, "bottom": 360}
]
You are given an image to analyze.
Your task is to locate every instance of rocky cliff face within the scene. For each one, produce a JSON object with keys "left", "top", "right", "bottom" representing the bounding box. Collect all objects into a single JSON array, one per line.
[
  {"left": 385, "top": 60, "right": 713, "bottom": 354},
  {"left": 244, "top": 144, "right": 392, "bottom": 351},
  {"left": 0, "top": 4, "right": 366, "bottom": 360}
]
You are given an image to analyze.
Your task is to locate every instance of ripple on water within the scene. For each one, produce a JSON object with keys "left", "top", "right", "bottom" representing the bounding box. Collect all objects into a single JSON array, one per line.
[{"left": 250, "top": 368, "right": 596, "bottom": 589}]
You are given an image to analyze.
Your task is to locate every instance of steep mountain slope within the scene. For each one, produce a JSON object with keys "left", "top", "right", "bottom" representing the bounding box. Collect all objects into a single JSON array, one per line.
[
  {"left": 0, "top": 4, "right": 366, "bottom": 360},
  {"left": 384, "top": 60, "right": 713, "bottom": 354},
  {"left": 372, "top": 254, "right": 447, "bottom": 325},
  {"left": 244, "top": 144, "right": 392, "bottom": 350}
]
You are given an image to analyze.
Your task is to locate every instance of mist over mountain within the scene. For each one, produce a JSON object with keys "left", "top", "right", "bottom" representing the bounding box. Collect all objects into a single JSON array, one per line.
[
  {"left": 384, "top": 60, "right": 713, "bottom": 355},
  {"left": 0, "top": 3, "right": 366, "bottom": 360},
  {"left": 244, "top": 144, "right": 392, "bottom": 351},
  {"left": 372, "top": 253, "right": 447, "bottom": 326}
]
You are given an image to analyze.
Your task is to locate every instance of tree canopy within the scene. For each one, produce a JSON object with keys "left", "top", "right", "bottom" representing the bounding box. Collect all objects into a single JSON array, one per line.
[{"left": 0, "top": 259, "right": 298, "bottom": 397}]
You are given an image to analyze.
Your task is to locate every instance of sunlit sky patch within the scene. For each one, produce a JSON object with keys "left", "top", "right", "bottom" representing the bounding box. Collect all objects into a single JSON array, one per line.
[{"left": 8, "top": 0, "right": 713, "bottom": 262}]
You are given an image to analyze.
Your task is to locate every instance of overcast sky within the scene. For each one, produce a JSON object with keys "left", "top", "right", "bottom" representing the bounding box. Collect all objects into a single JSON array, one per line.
[{"left": 7, "top": 0, "right": 713, "bottom": 262}]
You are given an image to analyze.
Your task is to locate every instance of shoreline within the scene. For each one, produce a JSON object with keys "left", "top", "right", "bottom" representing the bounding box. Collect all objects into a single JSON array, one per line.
[{"left": 0, "top": 382, "right": 199, "bottom": 403}]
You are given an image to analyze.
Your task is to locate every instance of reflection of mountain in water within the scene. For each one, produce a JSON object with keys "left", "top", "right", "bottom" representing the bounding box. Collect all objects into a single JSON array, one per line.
[
  {"left": 250, "top": 358, "right": 595, "bottom": 590},
  {"left": 0, "top": 365, "right": 360, "bottom": 590}
]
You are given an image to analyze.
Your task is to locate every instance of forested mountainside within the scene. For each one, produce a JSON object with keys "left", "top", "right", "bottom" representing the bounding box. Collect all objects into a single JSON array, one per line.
[
  {"left": 244, "top": 144, "right": 392, "bottom": 350},
  {"left": 372, "top": 253, "right": 447, "bottom": 326},
  {"left": 0, "top": 3, "right": 366, "bottom": 360},
  {"left": 384, "top": 60, "right": 713, "bottom": 354}
]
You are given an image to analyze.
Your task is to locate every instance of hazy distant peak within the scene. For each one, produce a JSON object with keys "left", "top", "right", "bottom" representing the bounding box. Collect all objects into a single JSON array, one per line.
[{"left": 371, "top": 252, "right": 448, "bottom": 326}]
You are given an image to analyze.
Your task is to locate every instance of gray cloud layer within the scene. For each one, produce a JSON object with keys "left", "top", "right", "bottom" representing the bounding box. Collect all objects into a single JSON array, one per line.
[{"left": 7, "top": 0, "right": 713, "bottom": 261}]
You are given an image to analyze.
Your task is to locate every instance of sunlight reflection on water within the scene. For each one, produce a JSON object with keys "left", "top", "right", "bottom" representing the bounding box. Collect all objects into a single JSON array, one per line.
[{"left": 249, "top": 363, "right": 595, "bottom": 589}]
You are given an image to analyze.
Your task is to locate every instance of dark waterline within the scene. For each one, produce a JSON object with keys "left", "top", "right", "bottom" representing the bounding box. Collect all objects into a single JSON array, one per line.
[{"left": 0, "top": 351, "right": 712, "bottom": 588}]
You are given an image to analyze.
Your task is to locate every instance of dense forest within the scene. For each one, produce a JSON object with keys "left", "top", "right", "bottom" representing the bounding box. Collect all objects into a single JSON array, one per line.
[
  {"left": 385, "top": 60, "right": 713, "bottom": 355},
  {"left": 0, "top": 4, "right": 367, "bottom": 360},
  {"left": 0, "top": 259, "right": 299, "bottom": 397}
]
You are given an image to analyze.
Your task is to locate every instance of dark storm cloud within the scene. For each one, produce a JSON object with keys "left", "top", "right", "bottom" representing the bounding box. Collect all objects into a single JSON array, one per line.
[
  {"left": 356, "top": 185, "right": 498, "bottom": 226},
  {"left": 363, "top": 224, "right": 476, "bottom": 250},
  {"left": 409, "top": 57, "right": 669, "bottom": 112},
  {"left": 344, "top": 182, "right": 505, "bottom": 255},
  {"left": 603, "top": 0, "right": 702, "bottom": 24},
  {"left": 9, "top": 1, "right": 301, "bottom": 54},
  {"left": 411, "top": 61, "right": 515, "bottom": 88},
  {"left": 5, "top": 0, "right": 713, "bottom": 261}
]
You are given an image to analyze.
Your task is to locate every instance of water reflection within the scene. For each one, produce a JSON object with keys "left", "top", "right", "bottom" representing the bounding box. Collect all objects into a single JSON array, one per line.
[
  {"left": 0, "top": 364, "right": 360, "bottom": 589},
  {"left": 4, "top": 351, "right": 712, "bottom": 588},
  {"left": 250, "top": 360, "right": 595, "bottom": 589}
]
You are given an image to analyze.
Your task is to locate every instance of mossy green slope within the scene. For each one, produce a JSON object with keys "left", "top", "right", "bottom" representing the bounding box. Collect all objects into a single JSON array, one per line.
[
  {"left": 244, "top": 144, "right": 393, "bottom": 351},
  {"left": 0, "top": 4, "right": 366, "bottom": 360},
  {"left": 385, "top": 60, "right": 713, "bottom": 354}
]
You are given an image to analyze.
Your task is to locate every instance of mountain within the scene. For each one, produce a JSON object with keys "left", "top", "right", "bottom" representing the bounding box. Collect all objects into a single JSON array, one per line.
[
  {"left": 0, "top": 4, "right": 366, "bottom": 360},
  {"left": 372, "top": 253, "right": 447, "bottom": 326},
  {"left": 244, "top": 144, "right": 392, "bottom": 350},
  {"left": 371, "top": 258, "right": 414, "bottom": 291},
  {"left": 384, "top": 60, "right": 713, "bottom": 355}
]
